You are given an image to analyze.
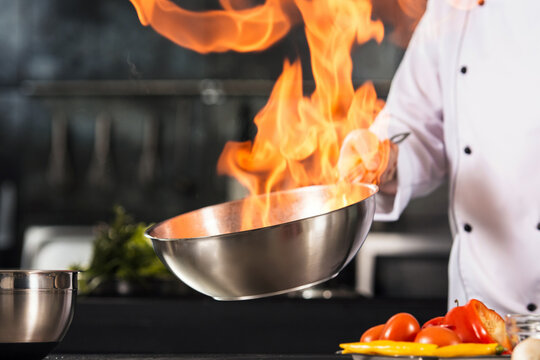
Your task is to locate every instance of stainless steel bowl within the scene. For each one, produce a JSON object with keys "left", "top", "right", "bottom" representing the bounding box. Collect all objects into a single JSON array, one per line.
[
  {"left": 0, "top": 270, "right": 78, "bottom": 360},
  {"left": 146, "top": 183, "right": 377, "bottom": 300}
]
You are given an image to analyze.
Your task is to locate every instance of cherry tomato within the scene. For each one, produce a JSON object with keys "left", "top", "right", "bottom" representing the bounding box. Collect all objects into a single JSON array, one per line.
[
  {"left": 422, "top": 316, "right": 445, "bottom": 329},
  {"left": 414, "top": 326, "right": 461, "bottom": 347},
  {"left": 379, "top": 313, "right": 420, "bottom": 342},
  {"left": 360, "top": 324, "right": 384, "bottom": 342}
]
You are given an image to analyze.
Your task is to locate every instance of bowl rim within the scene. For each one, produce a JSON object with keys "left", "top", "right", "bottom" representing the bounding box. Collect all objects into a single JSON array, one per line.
[
  {"left": 0, "top": 270, "right": 79, "bottom": 273},
  {"left": 0, "top": 270, "right": 78, "bottom": 290},
  {"left": 145, "top": 183, "right": 378, "bottom": 243}
]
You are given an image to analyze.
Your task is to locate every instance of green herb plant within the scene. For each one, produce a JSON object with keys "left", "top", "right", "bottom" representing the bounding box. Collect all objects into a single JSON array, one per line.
[{"left": 72, "top": 206, "right": 172, "bottom": 295}]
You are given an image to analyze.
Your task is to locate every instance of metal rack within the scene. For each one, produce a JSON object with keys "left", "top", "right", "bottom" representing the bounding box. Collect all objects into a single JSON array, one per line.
[{"left": 21, "top": 78, "right": 391, "bottom": 98}]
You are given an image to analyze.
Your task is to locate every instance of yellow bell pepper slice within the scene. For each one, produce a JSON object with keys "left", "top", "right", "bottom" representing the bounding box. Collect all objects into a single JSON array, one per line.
[
  {"left": 339, "top": 340, "right": 438, "bottom": 356},
  {"left": 433, "top": 343, "right": 505, "bottom": 357}
]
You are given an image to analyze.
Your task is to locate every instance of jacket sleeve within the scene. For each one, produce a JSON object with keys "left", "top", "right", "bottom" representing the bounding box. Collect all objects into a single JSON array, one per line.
[{"left": 373, "top": 2, "right": 447, "bottom": 221}]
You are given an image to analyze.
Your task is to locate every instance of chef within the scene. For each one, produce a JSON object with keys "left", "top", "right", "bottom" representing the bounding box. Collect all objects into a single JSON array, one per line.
[{"left": 340, "top": 0, "right": 540, "bottom": 317}]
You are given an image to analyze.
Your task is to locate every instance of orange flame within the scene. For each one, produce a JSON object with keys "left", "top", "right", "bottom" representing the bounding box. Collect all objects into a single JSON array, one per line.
[
  {"left": 130, "top": 0, "right": 299, "bottom": 53},
  {"left": 130, "top": 0, "right": 390, "bottom": 227}
]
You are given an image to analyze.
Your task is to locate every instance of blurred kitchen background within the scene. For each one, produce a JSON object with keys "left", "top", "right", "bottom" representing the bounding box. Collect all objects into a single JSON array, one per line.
[{"left": 0, "top": 0, "right": 450, "bottom": 300}]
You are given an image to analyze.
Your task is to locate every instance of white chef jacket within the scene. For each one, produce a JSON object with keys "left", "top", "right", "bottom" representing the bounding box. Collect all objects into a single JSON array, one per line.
[{"left": 372, "top": 0, "right": 540, "bottom": 317}]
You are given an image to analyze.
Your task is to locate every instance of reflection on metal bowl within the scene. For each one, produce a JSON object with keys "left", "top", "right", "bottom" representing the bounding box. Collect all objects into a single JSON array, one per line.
[
  {"left": 0, "top": 270, "right": 77, "bottom": 360},
  {"left": 146, "top": 183, "right": 378, "bottom": 300}
]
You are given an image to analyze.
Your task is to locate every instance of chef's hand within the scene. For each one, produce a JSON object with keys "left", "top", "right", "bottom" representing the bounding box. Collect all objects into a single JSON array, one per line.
[{"left": 338, "top": 129, "right": 399, "bottom": 194}]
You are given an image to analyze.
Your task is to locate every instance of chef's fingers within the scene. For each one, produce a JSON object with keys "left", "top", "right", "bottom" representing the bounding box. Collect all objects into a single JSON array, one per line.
[{"left": 338, "top": 129, "right": 377, "bottom": 181}]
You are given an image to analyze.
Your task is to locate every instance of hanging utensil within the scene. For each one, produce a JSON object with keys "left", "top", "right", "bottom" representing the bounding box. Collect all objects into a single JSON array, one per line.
[
  {"left": 138, "top": 117, "right": 160, "bottom": 187},
  {"left": 47, "top": 111, "right": 72, "bottom": 190},
  {"left": 87, "top": 113, "right": 113, "bottom": 190}
]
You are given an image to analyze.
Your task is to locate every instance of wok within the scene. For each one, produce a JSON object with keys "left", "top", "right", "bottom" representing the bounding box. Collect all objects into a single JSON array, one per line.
[{"left": 146, "top": 183, "right": 378, "bottom": 300}]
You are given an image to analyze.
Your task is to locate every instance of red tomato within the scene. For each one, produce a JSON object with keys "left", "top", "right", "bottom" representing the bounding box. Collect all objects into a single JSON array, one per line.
[
  {"left": 422, "top": 316, "right": 445, "bottom": 329},
  {"left": 360, "top": 324, "right": 384, "bottom": 342},
  {"left": 379, "top": 313, "right": 420, "bottom": 342},
  {"left": 414, "top": 326, "right": 461, "bottom": 347}
]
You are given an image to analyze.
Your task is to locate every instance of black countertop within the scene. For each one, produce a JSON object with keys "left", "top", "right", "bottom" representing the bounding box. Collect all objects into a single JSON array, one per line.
[
  {"left": 46, "top": 355, "right": 351, "bottom": 360},
  {"left": 44, "top": 355, "right": 507, "bottom": 360},
  {"left": 55, "top": 296, "right": 447, "bottom": 355}
]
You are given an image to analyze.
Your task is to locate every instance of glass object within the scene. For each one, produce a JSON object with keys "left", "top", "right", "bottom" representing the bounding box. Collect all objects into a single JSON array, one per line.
[{"left": 506, "top": 314, "right": 540, "bottom": 347}]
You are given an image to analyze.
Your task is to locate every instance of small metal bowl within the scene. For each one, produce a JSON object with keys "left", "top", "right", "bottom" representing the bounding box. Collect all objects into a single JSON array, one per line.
[
  {"left": 0, "top": 270, "right": 78, "bottom": 360},
  {"left": 146, "top": 183, "right": 377, "bottom": 300}
]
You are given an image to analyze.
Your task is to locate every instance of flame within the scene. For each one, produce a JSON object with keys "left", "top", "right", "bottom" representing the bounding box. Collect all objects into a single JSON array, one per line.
[
  {"left": 130, "top": 0, "right": 299, "bottom": 53},
  {"left": 130, "top": 0, "right": 390, "bottom": 228}
]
